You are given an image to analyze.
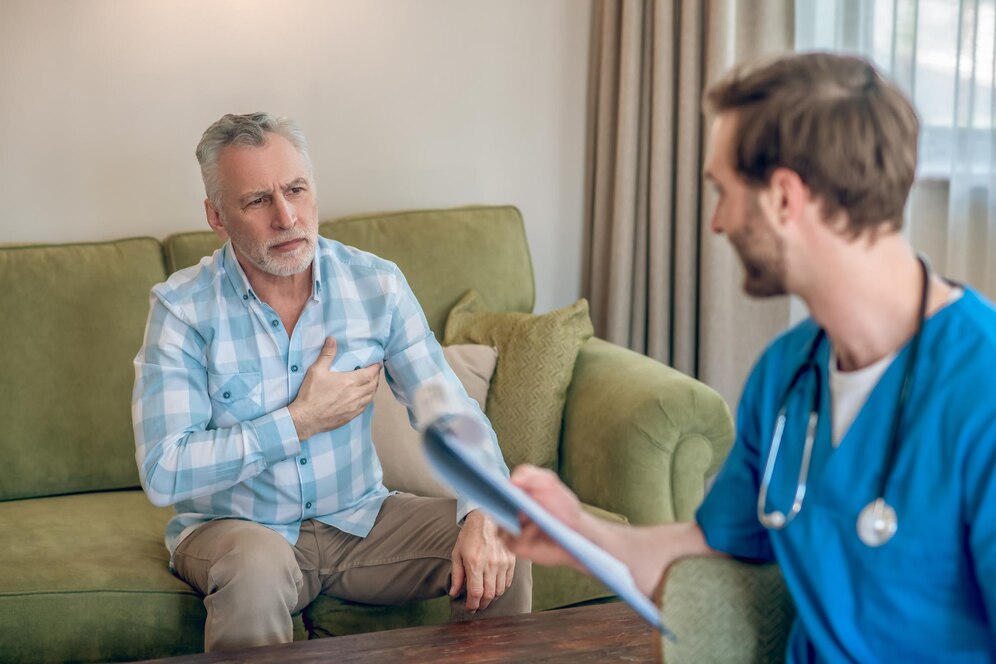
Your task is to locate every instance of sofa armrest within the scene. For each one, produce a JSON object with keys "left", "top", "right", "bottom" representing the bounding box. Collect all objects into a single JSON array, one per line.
[
  {"left": 655, "top": 557, "right": 795, "bottom": 663},
  {"left": 560, "top": 338, "right": 734, "bottom": 524}
]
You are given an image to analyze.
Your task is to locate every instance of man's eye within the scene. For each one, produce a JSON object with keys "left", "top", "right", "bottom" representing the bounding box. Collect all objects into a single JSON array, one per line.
[
  {"left": 289, "top": 187, "right": 304, "bottom": 195},
  {"left": 248, "top": 197, "right": 265, "bottom": 207}
]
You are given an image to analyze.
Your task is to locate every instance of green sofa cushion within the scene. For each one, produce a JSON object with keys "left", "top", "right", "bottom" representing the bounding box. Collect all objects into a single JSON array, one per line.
[
  {"left": 0, "top": 238, "right": 167, "bottom": 501},
  {"left": 321, "top": 206, "right": 535, "bottom": 336},
  {"left": 443, "top": 291, "right": 593, "bottom": 471},
  {"left": 0, "top": 491, "right": 309, "bottom": 662},
  {"left": 0, "top": 491, "right": 204, "bottom": 661},
  {"left": 162, "top": 231, "right": 224, "bottom": 274}
]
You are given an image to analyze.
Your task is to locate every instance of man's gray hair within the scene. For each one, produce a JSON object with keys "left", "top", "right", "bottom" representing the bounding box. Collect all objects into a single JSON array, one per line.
[{"left": 196, "top": 112, "right": 313, "bottom": 210}]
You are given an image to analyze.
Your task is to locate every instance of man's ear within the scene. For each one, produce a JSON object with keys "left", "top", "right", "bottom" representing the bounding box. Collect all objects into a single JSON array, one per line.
[
  {"left": 205, "top": 199, "right": 228, "bottom": 240},
  {"left": 761, "top": 167, "right": 807, "bottom": 230}
]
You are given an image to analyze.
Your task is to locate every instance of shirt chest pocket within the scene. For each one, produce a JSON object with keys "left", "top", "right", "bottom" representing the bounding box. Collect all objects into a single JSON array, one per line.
[
  {"left": 334, "top": 344, "right": 385, "bottom": 372},
  {"left": 208, "top": 371, "right": 263, "bottom": 426}
]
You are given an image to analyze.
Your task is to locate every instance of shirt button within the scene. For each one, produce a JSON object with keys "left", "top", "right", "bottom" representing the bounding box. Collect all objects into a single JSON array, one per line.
[
  {"left": 305, "top": 501, "right": 312, "bottom": 509},
  {"left": 300, "top": 458, "right": 307, "bottom": 465},
  {"left": 243, "top": 294, "right": 248, "bottom": 300},
  {"left": 291, "top": 365, "right": 299, "bottom": 372},
  {"left": 271, "top": 320, "right": 279, "bottom": 327},
  {"left": 222, "top": 391, "right": 231, "bottom": 399}
]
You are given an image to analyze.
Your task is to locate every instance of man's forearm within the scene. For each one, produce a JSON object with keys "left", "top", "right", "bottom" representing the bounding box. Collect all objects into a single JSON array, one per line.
[
  {"left": 578, "top": 514, "right": 718, "bottom": 597},
  {"left": 137, "top": 407, "right": 300, "bottom": 507}
]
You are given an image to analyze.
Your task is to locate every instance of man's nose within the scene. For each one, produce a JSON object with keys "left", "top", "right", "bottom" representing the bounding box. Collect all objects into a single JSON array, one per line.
[{"left": 272, "top": 195, "right": 296, "bottom": 230}]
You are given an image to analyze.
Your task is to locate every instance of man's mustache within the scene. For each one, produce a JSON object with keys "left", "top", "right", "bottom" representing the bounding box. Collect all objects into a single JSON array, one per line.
[{"left": 267, "top": 234, "right": 310, "bottom": 249}]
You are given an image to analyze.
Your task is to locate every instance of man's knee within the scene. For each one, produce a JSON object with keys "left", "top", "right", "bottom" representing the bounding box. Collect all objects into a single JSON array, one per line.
[
  {"left": 210, "top": 542, "right": 299, "bottom": 594},
  {"left": 175, "top": 520, "right": 302, "bottom": 603}
]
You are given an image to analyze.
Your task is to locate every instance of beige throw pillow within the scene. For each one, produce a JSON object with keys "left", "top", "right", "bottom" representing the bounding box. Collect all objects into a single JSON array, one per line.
[{"left": 372, "top": 344, "right": 498, "bottom": 498}]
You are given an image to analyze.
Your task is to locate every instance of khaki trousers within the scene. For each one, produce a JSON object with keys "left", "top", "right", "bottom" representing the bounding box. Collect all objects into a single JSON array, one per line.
[{"left": 172, "top": 494, "right": 533, "bottom": 652}]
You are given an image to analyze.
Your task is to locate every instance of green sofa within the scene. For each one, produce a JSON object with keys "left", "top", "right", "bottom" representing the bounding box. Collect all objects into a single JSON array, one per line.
[
  {"left": 0, "top": 205, "right": 734, "bottom": 662},
  {"left": 657, "top": 558, "right": 795, "bottom": 663}
]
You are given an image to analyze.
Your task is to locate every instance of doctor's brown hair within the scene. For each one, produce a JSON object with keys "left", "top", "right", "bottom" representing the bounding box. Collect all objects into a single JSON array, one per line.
[{"left": 706, "top": 52, "right": 919, "bottom": 236}]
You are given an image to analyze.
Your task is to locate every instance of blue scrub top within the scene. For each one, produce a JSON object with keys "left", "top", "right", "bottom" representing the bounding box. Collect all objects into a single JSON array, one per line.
[{"left": 697, "top": 287, "right": 996, "bottom": 663}]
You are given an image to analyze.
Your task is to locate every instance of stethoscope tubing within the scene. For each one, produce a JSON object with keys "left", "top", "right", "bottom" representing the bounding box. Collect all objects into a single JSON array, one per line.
[
  {"left": 757, "top": 254, "right": 932, "bottom": 540},
  {"left": 876, "top": 255, "right": 931, "bottom": 499}
]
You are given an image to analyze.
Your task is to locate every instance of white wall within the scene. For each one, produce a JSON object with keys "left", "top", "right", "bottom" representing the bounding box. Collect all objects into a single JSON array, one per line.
[{"left": 0, "top": 0, "right": 590, "bottom": 313}]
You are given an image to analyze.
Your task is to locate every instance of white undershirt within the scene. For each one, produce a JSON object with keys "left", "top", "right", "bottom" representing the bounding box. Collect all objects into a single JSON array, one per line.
[{"left": 829, "top": 286, "right": 963, "bottom": 447}]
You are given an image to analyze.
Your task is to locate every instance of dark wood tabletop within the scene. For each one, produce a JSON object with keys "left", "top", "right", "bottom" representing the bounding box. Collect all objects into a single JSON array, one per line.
[{"left": 142, "top": 601, "right": 658, "bottom": 663}]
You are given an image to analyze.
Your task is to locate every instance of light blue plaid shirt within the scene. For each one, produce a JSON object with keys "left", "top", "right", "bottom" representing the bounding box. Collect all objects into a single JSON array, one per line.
[{"left": 133, "top": 237, "right": 506, "bottom": 555}]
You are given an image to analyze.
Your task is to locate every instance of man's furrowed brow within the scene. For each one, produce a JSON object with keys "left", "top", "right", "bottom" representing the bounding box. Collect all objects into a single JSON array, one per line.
[
  {"left": 239, "top": 188, "right": 272, "bottom": 205},
  {"left": 284, "top": 177, "right": 309, "bottom": 189}
]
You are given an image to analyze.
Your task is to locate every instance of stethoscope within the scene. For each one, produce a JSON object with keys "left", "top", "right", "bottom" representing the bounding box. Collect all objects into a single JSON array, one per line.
[{"left": 756, "top": 255, "right": 931, "bottom": 548}]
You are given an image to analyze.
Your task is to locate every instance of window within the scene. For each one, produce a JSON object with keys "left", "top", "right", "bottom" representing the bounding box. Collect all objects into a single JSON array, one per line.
[{"left": 796, "top": 0, "right": 994, "bottom": 180}]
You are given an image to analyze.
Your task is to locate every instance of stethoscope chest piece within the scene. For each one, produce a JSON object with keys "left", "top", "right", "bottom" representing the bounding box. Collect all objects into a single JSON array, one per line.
[{"left": 857, "top": 498, "right": 898, "bottom": 547}]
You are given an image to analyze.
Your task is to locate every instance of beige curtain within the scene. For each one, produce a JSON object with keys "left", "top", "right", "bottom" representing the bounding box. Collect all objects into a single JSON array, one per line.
[{"left": 583, "top": 0, "right": 794, "bottom": 409}]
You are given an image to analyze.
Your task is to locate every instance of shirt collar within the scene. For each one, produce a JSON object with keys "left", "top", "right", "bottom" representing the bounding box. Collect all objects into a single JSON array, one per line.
[
  {"left": 310, "top": 239, "right": 323, "bottom": 300},
  {"left": 221, "top": 239, "right": 323, "bottom": 305}
]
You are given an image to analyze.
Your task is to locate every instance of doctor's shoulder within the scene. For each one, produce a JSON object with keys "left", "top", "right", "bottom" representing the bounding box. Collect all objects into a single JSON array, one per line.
[
  {"left": 745, "top": 319, "right": 822, "bottom": 389},
  {"left": 922, "top": 287, "right": 996, "bottom": 438},
  {"left": 926, "top": 287, "right": 996, "bottom": 385},
  {"left": 731, "top": 318, "right": 823, "bottom": 422},
  {"left": 951, "top": 286, "right": 996, "bottom": 350}
]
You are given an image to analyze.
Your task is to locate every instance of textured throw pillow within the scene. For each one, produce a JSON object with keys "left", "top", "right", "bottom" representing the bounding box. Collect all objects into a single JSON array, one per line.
[
  {"left": 372, "top": 344, "right": 498, "bottom": 498},
  {"left": 443, "top": 290, "right": 593, "bottom": 471}
]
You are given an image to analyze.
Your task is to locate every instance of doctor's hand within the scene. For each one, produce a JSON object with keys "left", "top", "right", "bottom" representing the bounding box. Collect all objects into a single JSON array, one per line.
[
  {"left": 287, "top": 337, "right": 381, "bottom": 440},
  {"left": 498, "top": 464, "right": 586, "bottom": 570},
  {"left": 450, "top": 510, "right": 516, "bottom": 613}
]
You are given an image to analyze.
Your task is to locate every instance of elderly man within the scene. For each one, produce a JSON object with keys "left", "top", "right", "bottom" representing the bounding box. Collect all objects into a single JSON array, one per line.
[
  {"left": 133, "top": 113, "right": 530, "bottom": 652},
  {"left": 503, "top": 53, "right": 996, "bottom": 662}
]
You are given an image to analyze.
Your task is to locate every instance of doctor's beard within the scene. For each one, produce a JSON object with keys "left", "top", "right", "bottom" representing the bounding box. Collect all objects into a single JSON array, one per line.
[{"left": 729, "top": 194, "right": 788, "bottom": 298}]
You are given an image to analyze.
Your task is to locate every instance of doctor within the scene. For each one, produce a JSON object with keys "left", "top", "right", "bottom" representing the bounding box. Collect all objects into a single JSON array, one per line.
[{"left": 502, "top": 52, "right": 996, "bottom": 661}]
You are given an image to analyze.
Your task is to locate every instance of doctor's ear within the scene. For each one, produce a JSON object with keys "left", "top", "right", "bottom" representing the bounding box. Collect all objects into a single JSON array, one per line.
[
  {"left": 763, "top": 168, "right": 808, "bottom": 228},
  {"left": 205, "top": 199, "right": 229, "bottom": 240}
]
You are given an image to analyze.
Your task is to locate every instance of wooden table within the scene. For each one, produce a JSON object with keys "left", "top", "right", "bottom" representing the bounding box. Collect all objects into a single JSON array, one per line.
[{"left": 144, "top": 601, "right": 658, "bottom": 663}]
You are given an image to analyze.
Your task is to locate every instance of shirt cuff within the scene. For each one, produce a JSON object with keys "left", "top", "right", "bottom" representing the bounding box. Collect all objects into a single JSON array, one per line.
[
  {"left": 456, "top": 500, "right": 483, "bottom": 525},
  {"left": 248, "top": 407, "right": 301, "bottom": 467}
]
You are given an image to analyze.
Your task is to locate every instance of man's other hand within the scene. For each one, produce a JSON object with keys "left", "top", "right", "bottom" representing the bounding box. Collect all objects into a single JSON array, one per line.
[
  {"left": 450, "top": 510, "right": 516, "bottom": 613},
  {"left": 287, "top": 337, "right": 381, "bottom": 440}
]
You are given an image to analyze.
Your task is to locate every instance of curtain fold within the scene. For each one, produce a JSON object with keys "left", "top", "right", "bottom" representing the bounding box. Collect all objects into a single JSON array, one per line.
[{"left": 583, "top": 0, "right": 794, "bottom": 409}]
